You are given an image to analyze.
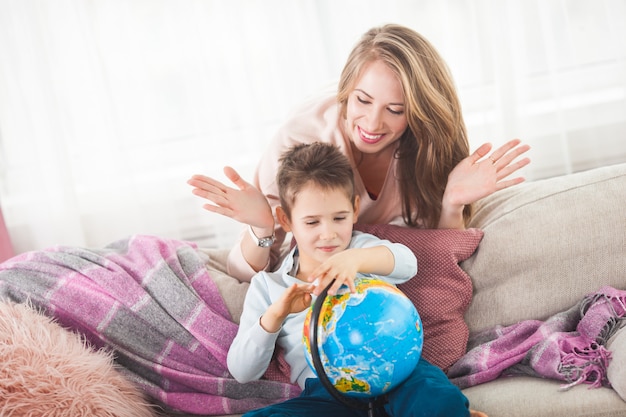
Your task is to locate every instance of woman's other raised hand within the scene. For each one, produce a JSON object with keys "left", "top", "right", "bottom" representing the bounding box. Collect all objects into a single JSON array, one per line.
[{"left": 440, "top": 139, "right": 531, "bottom": 228}]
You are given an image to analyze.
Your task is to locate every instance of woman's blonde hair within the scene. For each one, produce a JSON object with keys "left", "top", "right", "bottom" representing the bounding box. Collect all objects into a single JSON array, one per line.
[{"left": 337, "top": 24, "right": 471, "bottom": 228}]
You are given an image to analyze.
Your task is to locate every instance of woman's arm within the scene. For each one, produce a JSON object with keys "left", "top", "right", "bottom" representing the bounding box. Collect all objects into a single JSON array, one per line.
[
  {"left": 439, "top": 139, "right": 531, "bottom": 229},
  {"left": 189, "top": 93, "right": 348, "bottom": 280},
  {"left": 187, "top": 166, "right": 278, "bottom": 282}
]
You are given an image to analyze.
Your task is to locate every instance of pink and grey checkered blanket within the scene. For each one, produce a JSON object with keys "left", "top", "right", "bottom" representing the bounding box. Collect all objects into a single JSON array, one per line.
[
  {"left": 0, "top": 234, "right": 300, "bottom": 415},
  {"left": 448, "top": 286, "right": 626, "bottom": 390}
]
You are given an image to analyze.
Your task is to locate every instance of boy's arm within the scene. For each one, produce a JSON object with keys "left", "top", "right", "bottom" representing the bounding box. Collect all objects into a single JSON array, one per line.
[
  {"left": 260, "top": 283, "right": 314, "bottom": 332},
  {"left": 350, "top": 232, "right": 418, "bottom": 282},
  {"left": 308, "top": 233, "right": 417, "bottom": 296},
  {"left": 367, "top": 239, "right": 418, "bottom": 283},
  {"left": 227, "top": 276, "right": 278, "bottom": 383},
  {"left": 227, "top": 274, "right": 314, "bottom": 383},
  {"left": 227, "top": 319, "right": 279, "bottom": 383}
]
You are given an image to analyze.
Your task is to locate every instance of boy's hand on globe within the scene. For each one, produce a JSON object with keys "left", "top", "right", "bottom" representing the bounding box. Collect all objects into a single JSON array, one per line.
[
  {"left": 308, "top": 251, "right": 359, "bottom": 296},
  {"left": 308, "top": 246, "right": 396, "bottom": 296}
]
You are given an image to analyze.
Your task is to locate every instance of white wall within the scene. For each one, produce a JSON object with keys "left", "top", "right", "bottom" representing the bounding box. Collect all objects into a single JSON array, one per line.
[{"left": 0, "top": 0, "right": 625, "bottom": 252}]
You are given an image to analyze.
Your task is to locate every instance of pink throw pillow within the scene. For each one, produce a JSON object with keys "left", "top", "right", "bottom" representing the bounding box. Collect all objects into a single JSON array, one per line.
[{"left": 354, "top": 224, "right": 484, "bottom": 372}]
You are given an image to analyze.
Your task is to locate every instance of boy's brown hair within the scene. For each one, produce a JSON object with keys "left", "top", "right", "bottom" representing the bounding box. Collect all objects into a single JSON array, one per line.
[{"left": 277, "top": 142, "right": 355, "bottom": 219}]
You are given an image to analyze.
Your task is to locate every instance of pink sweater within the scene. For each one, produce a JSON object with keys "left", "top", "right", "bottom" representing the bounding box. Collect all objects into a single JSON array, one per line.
[{"left": 226, "top": 92, "right": 405, "bottom": 280}]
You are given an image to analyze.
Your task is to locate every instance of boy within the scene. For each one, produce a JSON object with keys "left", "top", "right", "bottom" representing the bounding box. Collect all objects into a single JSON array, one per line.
[{"left": 227, "top": 142, "right": 471, "bottom": 416}]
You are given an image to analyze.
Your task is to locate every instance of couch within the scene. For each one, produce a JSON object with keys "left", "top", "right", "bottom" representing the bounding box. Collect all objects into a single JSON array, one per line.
[
  {"left": 1, "top": 163, "right": 624, "bottom": 417},
  {"left": 201, "top": 162, "right": 626, "bottom": 417},
  {"left": 456, "top": 162, "right": 626, "bottom": 417}
]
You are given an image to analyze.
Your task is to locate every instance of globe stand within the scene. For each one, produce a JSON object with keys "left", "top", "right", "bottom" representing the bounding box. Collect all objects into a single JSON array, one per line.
[{"left": 309, "top": 281, "right": 390, "bottom": 417}]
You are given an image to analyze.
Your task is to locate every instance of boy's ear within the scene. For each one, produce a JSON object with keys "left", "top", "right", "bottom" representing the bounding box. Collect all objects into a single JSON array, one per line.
[
  {"left": 352, "top": 195, "right": 361, "bottom": 224},
  {"left": 276, "top": 206, "right": 292, "bottom": 232}
]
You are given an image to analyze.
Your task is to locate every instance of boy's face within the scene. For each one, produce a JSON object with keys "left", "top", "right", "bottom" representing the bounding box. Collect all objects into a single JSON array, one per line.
[{"left": 277, "top": 183, "right": 359, "bottom": 273}]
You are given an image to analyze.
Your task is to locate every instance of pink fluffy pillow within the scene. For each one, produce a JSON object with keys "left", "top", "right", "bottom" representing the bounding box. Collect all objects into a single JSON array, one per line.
[
  {"left": 0, "top": 301, "right": 156, "bottom": 417},
  {"left": 354, "top": 225, "right": 483, "bottom": 372}
]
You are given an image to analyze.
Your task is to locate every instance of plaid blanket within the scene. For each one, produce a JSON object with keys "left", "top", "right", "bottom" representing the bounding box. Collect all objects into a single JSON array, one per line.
[
  {"left": 448, "top": 286, "right": 626, "bottom": 390},
  {"left": 0, "top": 235, "right": 300, "bottom": 415}
]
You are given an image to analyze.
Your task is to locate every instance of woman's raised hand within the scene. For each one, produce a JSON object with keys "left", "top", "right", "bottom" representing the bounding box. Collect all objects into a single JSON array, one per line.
[
  {"left": 187, "top": 166, "right": 274, "bottom": 229},
  {"left": 444, "top": 139, "right": 531, "bottom": 208}
]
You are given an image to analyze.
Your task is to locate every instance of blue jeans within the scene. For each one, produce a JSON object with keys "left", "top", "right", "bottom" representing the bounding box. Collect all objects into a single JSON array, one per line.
[{"left": 243, "top": 358, "right": 470, "bottom": 417}]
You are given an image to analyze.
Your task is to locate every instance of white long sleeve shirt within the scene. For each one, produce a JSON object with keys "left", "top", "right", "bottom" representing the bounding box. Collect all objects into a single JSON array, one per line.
[{"left": 226, "top": 231, "right": 417, "bottom": 389}]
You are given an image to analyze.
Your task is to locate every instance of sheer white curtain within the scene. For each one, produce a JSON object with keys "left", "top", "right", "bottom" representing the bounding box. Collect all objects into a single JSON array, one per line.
[{"left": 1, "top": 0, "right": 625, "bottom": 253}]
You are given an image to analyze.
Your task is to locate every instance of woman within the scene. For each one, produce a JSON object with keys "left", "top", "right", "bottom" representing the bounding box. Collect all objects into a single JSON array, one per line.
[{"left": 188, "top": 23, "right": 530, "bottom": 282}]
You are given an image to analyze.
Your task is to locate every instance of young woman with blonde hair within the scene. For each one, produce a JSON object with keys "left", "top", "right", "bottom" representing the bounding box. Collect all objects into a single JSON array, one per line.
[{"left": 189, "top": 23, "right": 530, "bottom": 281}]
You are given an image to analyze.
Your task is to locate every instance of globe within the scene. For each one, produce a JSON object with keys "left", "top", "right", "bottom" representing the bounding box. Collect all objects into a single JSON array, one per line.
[{"left": 302, "top": 277, "right": 423, "bottom": 398}]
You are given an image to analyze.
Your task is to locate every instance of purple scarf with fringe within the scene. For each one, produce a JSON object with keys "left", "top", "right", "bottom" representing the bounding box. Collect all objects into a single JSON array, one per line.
[{"left": 448, "top": 286, "right": 626, "bottom": 390}]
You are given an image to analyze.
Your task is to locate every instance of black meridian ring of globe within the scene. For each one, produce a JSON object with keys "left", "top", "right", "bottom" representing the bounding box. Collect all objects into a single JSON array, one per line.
[{"left": 308, "top": 279, "right": 390, "bottom": 417}]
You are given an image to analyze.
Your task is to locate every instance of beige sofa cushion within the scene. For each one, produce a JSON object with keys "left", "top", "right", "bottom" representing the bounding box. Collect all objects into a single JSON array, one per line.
[
  {"left": 462, "top": 163, "right": 626, "bottom": 335},
  {"left": 198, "top": 248, "right": 249, "bottom": 324},
  {"left": 463, "top": 376, "right": 625, "bottom": 417}
]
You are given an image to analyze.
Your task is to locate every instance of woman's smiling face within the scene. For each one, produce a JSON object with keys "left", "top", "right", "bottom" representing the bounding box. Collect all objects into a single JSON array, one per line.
[{"left": 345, "top": 60, "right": 409, "bottom": 155}]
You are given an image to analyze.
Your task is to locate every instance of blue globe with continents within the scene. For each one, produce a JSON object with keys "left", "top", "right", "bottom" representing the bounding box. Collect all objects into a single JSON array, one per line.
[{"left": 302, "top": 277, "right": 423, "bottom": 398}]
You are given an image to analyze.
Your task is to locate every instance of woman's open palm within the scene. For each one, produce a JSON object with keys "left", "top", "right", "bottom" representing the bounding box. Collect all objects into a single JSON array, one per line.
[
  {"left": 445, "top": 139, "right": 531, "bottom": 207},
  {"left": 187, "top": 166, "right": 274, "bottom": 229}
]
